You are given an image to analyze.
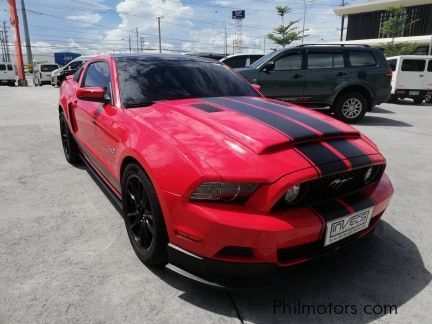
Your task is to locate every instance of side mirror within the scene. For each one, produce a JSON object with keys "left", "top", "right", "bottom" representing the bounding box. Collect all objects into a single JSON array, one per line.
[
  {"left": 262, "top": 61, "right": 275, "bottom": 72},
  {"left": 251, "top": 83, "right": 261, "bottom": 92},
  {"left": 77, "top": 87, "right": 110, "bottom": 103}
]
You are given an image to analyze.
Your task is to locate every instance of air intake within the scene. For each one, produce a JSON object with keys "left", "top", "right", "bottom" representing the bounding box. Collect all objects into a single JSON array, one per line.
[{"left": 192, "top": 103, "right": 224, "bottom": 113}]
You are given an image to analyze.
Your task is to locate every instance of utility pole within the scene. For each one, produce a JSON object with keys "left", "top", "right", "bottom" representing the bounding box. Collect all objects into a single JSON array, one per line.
[
  {"left": 140, "top": 36, "right": 145, "bottom": 52},
  {"left": 224, "top": 18, "right": 227, "bottom": 55},
  {"left": 7, "top": 0, "right": 27, "bottom": 86},
  {"left": 20, "top": 0, "right": 32, "bottom": 68},
  {"left": 135, "top": 27, "right": 139, "bottom": 53},
  {"left": 157, "top": 16, "right": 163, "bottom": 53},
  {"left": 128, "top": 35, "right": 131, "bottom": 53},
  {"left": 340, "top": 0, "right": 345, "bottom": 41},
  {"left": 0, "top": 28, "right": 5, "bottom": 61},
  {"left": 3, "top": 22, "right": 10, "bottom": 62},
  {"left": 263, "top": 36, "right": 266, "bottom": 53}
]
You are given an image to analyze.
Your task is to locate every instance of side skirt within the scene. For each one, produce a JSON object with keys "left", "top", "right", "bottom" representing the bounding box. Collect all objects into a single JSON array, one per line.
[{"left": 80, "top": 153, "right": 123, "bottom": 214}]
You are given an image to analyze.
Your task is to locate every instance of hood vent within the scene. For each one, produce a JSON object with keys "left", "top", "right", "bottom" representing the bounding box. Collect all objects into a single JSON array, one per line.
[{"left": 192, "top": 103, "right": 224, "bottom": 113}]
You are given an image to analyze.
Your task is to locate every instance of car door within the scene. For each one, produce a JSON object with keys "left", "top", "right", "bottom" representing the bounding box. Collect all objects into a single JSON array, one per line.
[
  {"left": 425, "top": 60, "right": 432, "bottom": 90},
  {"left": 74, "top": 60, "right": 123, "bottom": 185},
  {"left": 0, "top": 64, "right": 6, "bottom": 81},
  {"left": 398, "top": 58, "right": 426, "bottom": 93},
  {"left": 303, "top": 50, "right": 346, "bottom": 104},
  {"left": 257, "top": 50, "right": 304, "bottom": 100}
]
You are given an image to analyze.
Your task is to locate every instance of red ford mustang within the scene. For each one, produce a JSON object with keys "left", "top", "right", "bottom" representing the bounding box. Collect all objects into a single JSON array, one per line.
[{"left": 59, "top": 54, "right": 393, "bottom": 287}]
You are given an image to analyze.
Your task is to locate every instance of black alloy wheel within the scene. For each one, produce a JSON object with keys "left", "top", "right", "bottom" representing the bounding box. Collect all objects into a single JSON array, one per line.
[
  {"left": 59, "top": 111, "right": 80, "bottom": 164},
  {"left": 122, "top": 164, "right": 168, "bottom": 265}
]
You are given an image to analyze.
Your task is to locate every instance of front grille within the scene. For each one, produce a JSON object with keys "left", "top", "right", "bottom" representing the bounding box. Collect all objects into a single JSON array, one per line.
[{"left": 273, "top": 164, "right": 384, "bottom": 210}]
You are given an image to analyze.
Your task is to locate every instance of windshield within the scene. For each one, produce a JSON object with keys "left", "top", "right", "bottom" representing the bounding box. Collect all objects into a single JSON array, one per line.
[
  {"left": 41, "top": 65, "right": 58, "bottom": 72},
  {"left": 249, "top": 51, "right": 278, "bottom": 69},
  {"left": 115, "top": 57, "right": 260, "bottom": 107}
]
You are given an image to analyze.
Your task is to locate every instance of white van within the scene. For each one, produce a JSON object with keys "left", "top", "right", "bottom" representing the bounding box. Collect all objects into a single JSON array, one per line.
[
  {"left": 33, "top": 63, "right": 59, "bottom": 86},
  {"left": 387, "top": 55, "right": 432, "bottom": 104},
  {"left": 0, "top": 62, "right": 16, "bottom": 86}
]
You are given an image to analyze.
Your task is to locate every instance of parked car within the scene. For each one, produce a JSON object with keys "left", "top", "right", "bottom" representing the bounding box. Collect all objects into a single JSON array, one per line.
[
  {"left": 236, "top": 44, "right": 392, "bottom": 123},
  {"left": 58, "top": 54, "right": 393, "bottom": 287},
  {"left": 33, "top": 63, "right": 59, "bottom": 86},
  {"left": 386, "top": 55, "right": 432, "bottom": 104},
  {"left": 0, "top": 62, "right": 16, "bottom": 86},
  {"left": 51, "top": 55, "right": 92, "bottom": 86},
  {"left": 220, "top": 53, "right": 264, "bottom": 68},
  {"left": 185, "top": 52, "right": 226, "bottom": 60}
]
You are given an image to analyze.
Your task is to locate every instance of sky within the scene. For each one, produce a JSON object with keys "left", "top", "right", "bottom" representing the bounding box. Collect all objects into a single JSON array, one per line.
[{"left": 0, "top": 0, "right": 368, "bottom": 61}]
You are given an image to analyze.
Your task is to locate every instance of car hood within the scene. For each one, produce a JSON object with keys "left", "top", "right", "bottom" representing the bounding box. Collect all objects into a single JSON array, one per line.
[{"left": 128, "top": 96, "right": 381, "bottom": 181}]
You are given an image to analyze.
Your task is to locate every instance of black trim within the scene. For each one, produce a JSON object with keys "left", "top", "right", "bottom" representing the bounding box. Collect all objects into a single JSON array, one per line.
[
  {"left": 312, "top": 200, "right": 349, "bottom": 222},
  {"left": 192, "top": 103, "right": 224, "bottom": 113},
  {"left": 296, "top": 141, "right": 348, "bottom": 175},
  {"left": 341, "top": 192, "right": 375, "bottom": 212},
  {"left": 166, "top": 224, "right": 380, "bottom": 291},
  {"left": 206, "top": 97, "right": 318, "bottom": 141}
]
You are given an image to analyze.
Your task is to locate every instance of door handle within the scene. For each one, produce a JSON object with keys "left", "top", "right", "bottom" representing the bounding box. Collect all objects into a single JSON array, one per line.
[
  {"left": 337, "top": 72, "right": 347, "bottom": 76},
  {"left": 293, "top": 73, "right": 303, "bottom": 79}
]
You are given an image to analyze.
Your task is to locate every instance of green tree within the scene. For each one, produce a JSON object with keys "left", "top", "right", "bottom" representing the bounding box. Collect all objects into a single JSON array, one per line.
[
  {"left": 267, "top": 5, "right": 303, "bottom": 48},
  {"left": 381, "top": 42, "right": 418, "bottom": 57}
]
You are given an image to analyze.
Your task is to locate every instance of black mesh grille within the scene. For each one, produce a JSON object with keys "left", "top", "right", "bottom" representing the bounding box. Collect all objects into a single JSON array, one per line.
[
  {"left": 273, "top": 164, "right": 384, "bottom": 210},
  {"left": 192, "top": 103, "right": 224, "bottom": 113}
]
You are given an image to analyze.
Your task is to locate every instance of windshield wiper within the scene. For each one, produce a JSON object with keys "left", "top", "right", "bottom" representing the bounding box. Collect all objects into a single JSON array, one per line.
[{"left": 124, "top": 100, "right": 167, "bottom": 108}]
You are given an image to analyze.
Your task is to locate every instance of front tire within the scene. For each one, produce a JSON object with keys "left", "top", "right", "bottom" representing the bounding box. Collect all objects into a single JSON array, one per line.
[
  {"left": 333, "top": 92, "right": 367, "bottom": 123},
  {"left": 122, "top": 164, "right": 168, "bottom": 266},
  {"left": 413, "top": 97, "right": 423, "bottom": 105},
  {"left": 59, "top": 111, "right": 80, "bottom": 164}
]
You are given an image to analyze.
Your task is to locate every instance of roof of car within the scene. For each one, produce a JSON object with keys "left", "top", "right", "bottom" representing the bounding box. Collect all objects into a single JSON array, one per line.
[{"left": 111, "top": 53, "right": 219, "bottom": 64}]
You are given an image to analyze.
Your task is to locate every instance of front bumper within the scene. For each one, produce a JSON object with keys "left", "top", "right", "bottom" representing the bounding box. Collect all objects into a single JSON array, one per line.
[{"left": 162, "top": 173, "right": 393, "bottom": 288}]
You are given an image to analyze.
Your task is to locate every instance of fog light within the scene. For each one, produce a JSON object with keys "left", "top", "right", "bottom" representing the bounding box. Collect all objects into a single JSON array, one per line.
[
  {"left": 284, "top": 185, "right": 301, "bottom": 204},
  {"left": 364, "top": 167, "right": 374, "bottom": 183}
]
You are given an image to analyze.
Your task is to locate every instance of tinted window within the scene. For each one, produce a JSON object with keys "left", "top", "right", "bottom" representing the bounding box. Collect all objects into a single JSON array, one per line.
[
  {"left": 115, "top": 58, "right": 259, "bottom": 107},
  {"left": 69, "top": 60, "right": 83, "bottom": 70},
  {"left": 250, "top": 51, "right": 278, "bottom": 69},
  {"left": 387, "top": 59, "right": 397, "bottom": 71},
  {"left": 73, "top": 66, "right": 83, "bottom": 82},
  {"left": 274, "top": 53, "right": 302, "bottom": 70},
  {"left": 223, "top": 56, "right": 247, "bottom": 68},
  {"left": 0, "top": 64, "right": 5, "bottom": 71},
  {"left": 307, "top": 53, "right": 344, "bottom": 69},
  {"left": 348, "top": 51, "right": 377, "bottom": 67},
  {"left": 83, "top": 61, "right": 110, "bottom": 89},
  {"left": 401, "top": 59, "right": 426, "bottom": 71},
  {"left": 7, "top": 64, "right": 13, "bottom": 71},
  {"left": 41, "top": 65, "right": 58, "bottom": 72},
  {"left": 428, "top": 60, "right": 432, "bottom": 72},
  {"left": 249, "top": 55, "right": 263, "bottom": 64}
]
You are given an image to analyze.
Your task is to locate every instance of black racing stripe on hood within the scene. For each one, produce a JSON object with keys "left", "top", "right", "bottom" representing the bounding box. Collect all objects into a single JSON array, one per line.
[
  {"left": 312, "top": 200, "right": 349, "bottom": 222},
  {"left": 205, "top": 97, "right": 317, "bottom": 141},
  {"left": 296, "top": 141, "right": 348, "bottom": 176},
  {"left": 341, "top": 192, "right": 375, "bottom": 212},
  {"left": 326, "top": 140, "right": 372, "bottom": 169},
  {"left": 236, "top": 97, "right": 343, "bottom": 135}
]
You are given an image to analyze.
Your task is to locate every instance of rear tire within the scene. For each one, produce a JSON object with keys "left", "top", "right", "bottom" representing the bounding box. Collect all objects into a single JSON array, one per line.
[
  {"left": 413, "top": 97, "right": 423, "bottom": 105},
  {"left": 122, "top": 164, "right": 168, "bottom": 266},
  {"left": 333, "top": 92, "right": 367, "bottom": 123},
  {"left": 59, "top": 111, "right": 80, "bottom": 164}
]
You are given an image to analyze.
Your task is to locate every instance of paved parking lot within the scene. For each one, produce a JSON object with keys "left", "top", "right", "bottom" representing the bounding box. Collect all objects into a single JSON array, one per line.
[{"left": 0, "top": 84, "right": 431, "bottom": 323}]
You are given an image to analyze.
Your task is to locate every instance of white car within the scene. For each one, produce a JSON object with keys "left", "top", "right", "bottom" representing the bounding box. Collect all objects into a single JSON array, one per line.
[
  {"left": 0, "top": 62, "right": 16, "bottom": 86},
  {"left": 33, "top": 63, "right": 59, "bottom": 86},
  {"left": 387, "top": 55, "right": 432, "bottom": 104},
  {"left": 219, "top": 53, "right": 264, "bottom": 69}
]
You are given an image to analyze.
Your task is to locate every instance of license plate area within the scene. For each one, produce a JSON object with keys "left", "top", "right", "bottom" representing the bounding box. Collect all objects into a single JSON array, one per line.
[
  {"left": 409, "top": 91, "right": 419, "bottom": 95},
  {"left": 324, "top": 207, "right": 374, "bottom": 247}
]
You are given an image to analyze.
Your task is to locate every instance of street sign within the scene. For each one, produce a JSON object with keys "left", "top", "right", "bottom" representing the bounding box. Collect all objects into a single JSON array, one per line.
[{"left": 232, "top": 10, "right": 245, "bottom": 19}]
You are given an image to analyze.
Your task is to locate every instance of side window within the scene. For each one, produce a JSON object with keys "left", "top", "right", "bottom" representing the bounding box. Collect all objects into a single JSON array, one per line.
[
  {"left": 387, "top": 59, "right": 397, "bottom": 71},
  {"left": 0, "top": 64, "right": 5, "bottom": 71},
  {"left": 73, "top": 66, "right": 83, "bottom": 82},
  {"left": 428, "top": 60, "right": 432, "bottom": 72},
  {"left": 69, "top": 61, "right": 82, "bottom": 70},
  {"left": 224, "top": 57, "right": 247, "bottom": 69},
  {"left": 401, "top": 59, "right": 426, "bottom": 72},
  {"left": 83, "top": 61, "right": 111, "bottom": 97},
  {"left": 348, "top": 51, "right": 377, "bottom": 67},
  {"left": 7, "top": 64, "right": 13, "bottom": 71},
  {"left": 307, "top": 53, "right": 344, "bottom": 69},
  {"left": 249, "top": 55, "right": 262, "bottom": 64},
  {"left": 274, "top": 53, "right": 302, "bottom": 71}
]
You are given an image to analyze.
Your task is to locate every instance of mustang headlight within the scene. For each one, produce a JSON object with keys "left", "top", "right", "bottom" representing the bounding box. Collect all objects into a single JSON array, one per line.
[
  {"left": 190, "top": 182, "right": 259, "bottom": 202},
  {"left": 284, "top": 185, "right": 301, "bottom": 204}
]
